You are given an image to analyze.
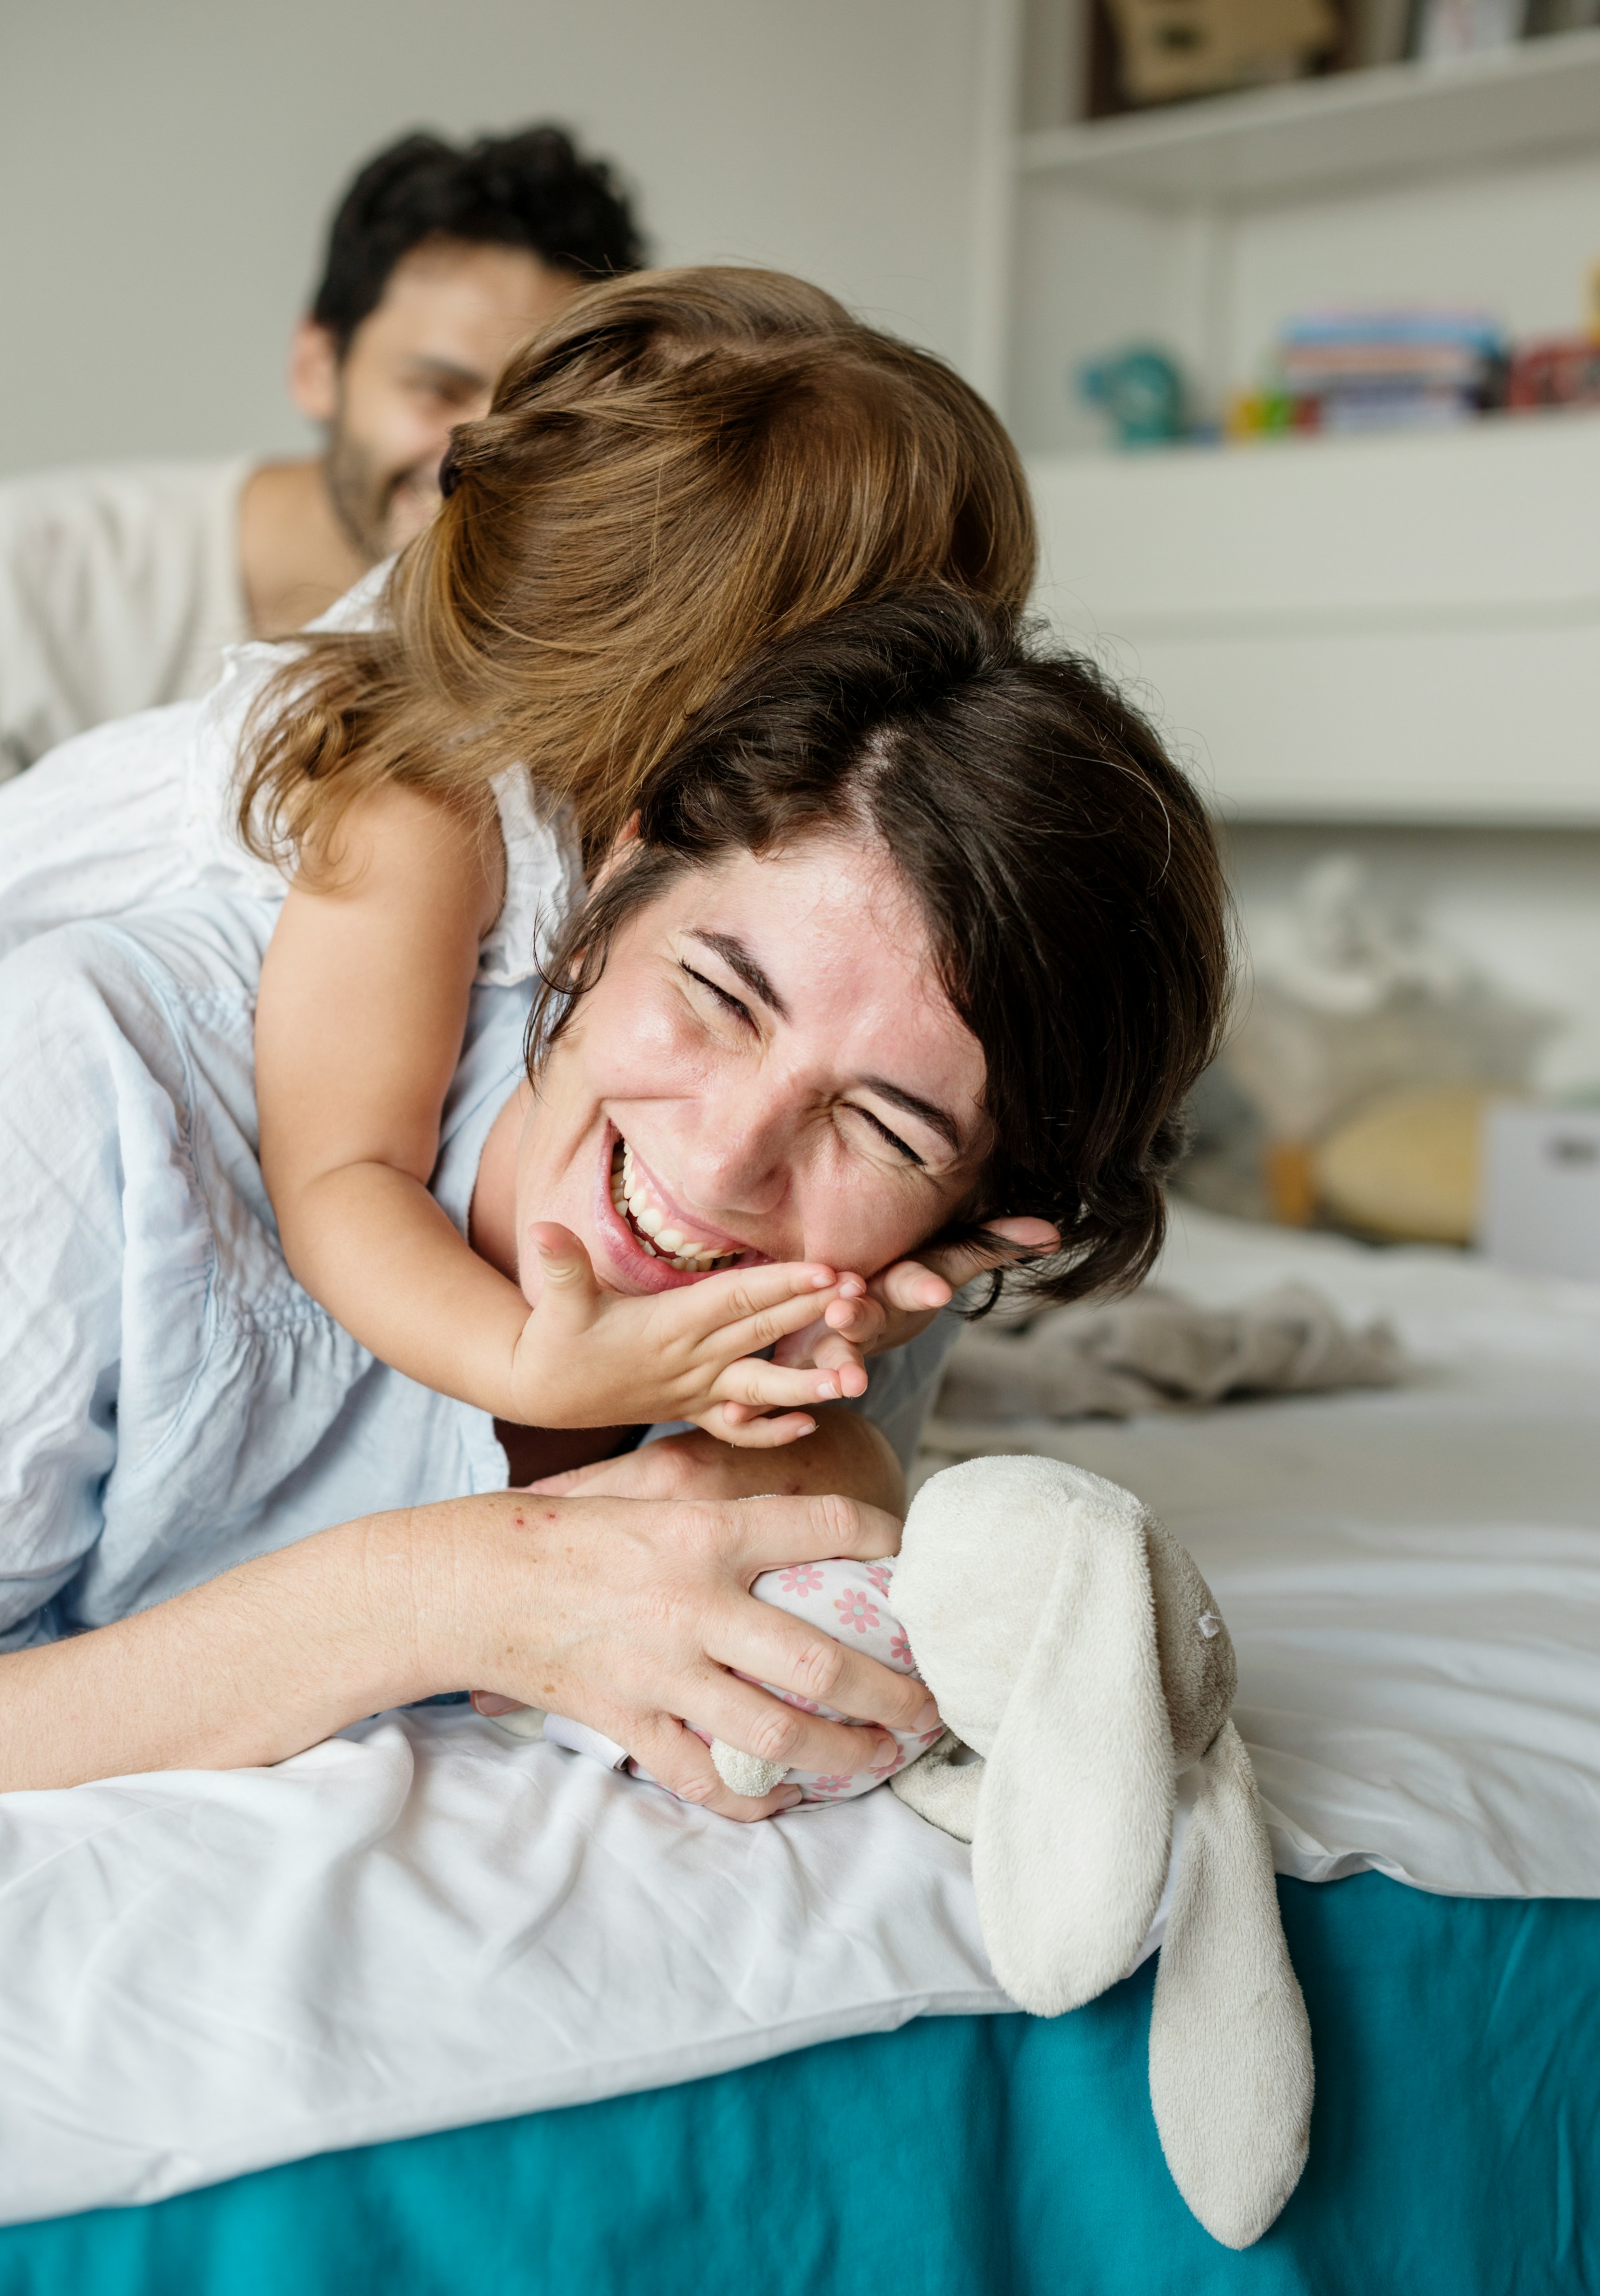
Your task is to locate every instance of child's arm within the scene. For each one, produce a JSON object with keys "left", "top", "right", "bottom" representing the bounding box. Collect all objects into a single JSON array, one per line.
[
  {"left": 255, "top": 780, "right": 535, "bottom": 1412},
  {"left": 255, "top": 784, "right": 875, "bottom": 1436}
]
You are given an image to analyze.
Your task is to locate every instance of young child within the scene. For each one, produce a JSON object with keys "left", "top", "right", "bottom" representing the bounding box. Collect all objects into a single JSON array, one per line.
[{"left": 234, "top": 266, "right": 1043, "bottom": 1446}]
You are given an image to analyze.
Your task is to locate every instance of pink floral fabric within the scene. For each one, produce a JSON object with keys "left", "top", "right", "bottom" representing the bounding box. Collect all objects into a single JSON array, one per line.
[
  {"left": 620, "top": 1556, "right": 939, "bottom": 1805},
  {"left": 739, "top": 1554, "right": 940, "bottom": 1805}
]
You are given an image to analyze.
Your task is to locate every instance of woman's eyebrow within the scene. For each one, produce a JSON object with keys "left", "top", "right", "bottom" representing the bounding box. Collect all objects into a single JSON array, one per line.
[
  {"left": 686, "top": 930, "right": 791, "bottom": 1021},
  {"left": 859, "top": 1077, "right": 963, "bottom": 1156},
  {"left": 687, "top": 930, "right": 962, "bottom": 1153}
]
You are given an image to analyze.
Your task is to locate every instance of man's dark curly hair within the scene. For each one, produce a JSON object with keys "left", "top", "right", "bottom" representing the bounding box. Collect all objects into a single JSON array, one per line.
[{"left": 311, "top": 126, "right": 646, "bottom": 355}]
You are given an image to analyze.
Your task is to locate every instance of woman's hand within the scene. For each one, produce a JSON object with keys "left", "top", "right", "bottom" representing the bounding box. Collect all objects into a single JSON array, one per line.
[
  {"left": 440, "top": 1488, "right": 934, "bottom": 1822},
  {"left": 518, "top": 1411, "right": 904, "bottom": 1515},
  {"left": 470, "top": 1416, "right": 907, "bottom": 1748}
]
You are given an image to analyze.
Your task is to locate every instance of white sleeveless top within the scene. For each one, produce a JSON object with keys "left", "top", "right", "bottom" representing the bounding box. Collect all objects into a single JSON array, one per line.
[{"left": 0, "top": 561, "right": 583, "bottom": 986}]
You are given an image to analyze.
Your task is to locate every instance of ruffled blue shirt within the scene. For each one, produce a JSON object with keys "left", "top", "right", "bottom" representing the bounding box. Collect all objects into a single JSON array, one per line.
[{"left": 0, "top": 890, "right": 955, "bottom": 1650}]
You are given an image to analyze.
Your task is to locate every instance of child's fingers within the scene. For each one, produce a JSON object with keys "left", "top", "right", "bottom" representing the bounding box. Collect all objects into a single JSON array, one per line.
[
  {"left": 770, "top": 1318, "right": 824, "bottom": 1370},
  {"left": 871, "top": 1220, "right": 1061, "bottom": 1310},
  {"left": 709, "top": 1284, "right": 861, "bottom": 1361},
  {"left": 802, "top": 1331, "right": 870, "bottom": 1396},
  {"left": 680, "top": 1262, "right": 839, "bottom": 1319},
  {"left": 693, "top": 1404, "right": 821, "bottom": 1450},
  {"left": 523, "top": 1223, "right": 606, "bottom": 1322},
  {"left": 769, "top": 1314, "right": 871, "bottom": 1393},
  {"left": 661, "top": 1265, "right": 839, "bottom": 1353},
  {"left": 716, "top": 1400, "right": 840, "bottom": 1432},
  {"left": 710, "top": 1356, "right": 861, "bottom": 1412},
  {"left": 869, "top": 1258, "right": 957, "bottom": 1315},
  {"left": 820, "top": 1292, "right": 887, "bottom": 1347}
]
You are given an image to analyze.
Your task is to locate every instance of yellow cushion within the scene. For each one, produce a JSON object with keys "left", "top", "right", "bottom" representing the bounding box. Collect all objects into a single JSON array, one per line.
[{"left": 1312, "top": 1086, "right": 1498, "bottom": 1245}]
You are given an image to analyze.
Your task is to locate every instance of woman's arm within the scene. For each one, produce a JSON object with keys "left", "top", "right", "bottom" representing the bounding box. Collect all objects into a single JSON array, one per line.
[
  {"left": 255, "top": 780, "right": 535, "bottom": 1415},
  {"left": 0, "top": 1489, "right": 933, "bottom": 1814},
  {"left": 0, "top": 1514, "right": 425, "bottom": 1791}
]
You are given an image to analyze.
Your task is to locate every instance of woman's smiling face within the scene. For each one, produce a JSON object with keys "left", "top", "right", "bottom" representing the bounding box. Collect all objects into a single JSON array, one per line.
[{"left": 512, "top": 835, "right": 991, "bottom": 1300}]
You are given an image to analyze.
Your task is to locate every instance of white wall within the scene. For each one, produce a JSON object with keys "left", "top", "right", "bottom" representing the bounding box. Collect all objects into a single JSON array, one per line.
[{"left": 0, "top": 0, "right": 992, "bottom": 473}]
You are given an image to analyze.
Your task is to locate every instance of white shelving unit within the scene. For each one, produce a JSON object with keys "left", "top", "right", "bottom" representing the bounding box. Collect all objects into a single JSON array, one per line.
[
  {"left": 1029, "top": 411, "right": 1600, "bottom": 823},
  {"left": 971, "top": 3, "right": 1600, "bottom": 821},
  {"left": 1014, "top": 29, "right": 1600, "bottom": 205}
]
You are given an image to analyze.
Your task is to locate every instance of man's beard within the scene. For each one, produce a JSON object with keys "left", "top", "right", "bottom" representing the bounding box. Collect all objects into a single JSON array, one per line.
[{"left": 322, "top": 416, "right": 441, "bottom": 565}]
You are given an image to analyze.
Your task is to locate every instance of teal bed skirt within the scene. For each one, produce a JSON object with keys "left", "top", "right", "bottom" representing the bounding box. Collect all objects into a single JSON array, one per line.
[{"left": 1, "top": 1872, "right": 1594, "bottom": 2296}]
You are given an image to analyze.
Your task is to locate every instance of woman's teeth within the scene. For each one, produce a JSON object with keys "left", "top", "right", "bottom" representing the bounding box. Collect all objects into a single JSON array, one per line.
[{"left": 611, "top": 1142, "right": 741, "bottom": 1273}]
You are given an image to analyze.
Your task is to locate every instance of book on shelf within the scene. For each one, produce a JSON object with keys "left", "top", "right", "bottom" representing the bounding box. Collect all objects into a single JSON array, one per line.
[{"left": 1276, "top": 308, "right": 1507, "bottom": 430}]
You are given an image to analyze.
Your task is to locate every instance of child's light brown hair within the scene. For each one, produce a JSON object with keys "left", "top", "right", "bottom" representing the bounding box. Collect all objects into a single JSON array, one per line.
[{"left": 239, "top": 265, "right": 1035, "bottom": 865}]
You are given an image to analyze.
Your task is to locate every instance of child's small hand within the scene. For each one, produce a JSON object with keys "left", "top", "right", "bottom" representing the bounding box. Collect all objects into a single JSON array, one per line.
[
  {"left": 507, "top": 1225, "right": 872, "bottom": 1446},
  {"left": 721, "top": 1218, "right": 1061, "bottom": 1429}
]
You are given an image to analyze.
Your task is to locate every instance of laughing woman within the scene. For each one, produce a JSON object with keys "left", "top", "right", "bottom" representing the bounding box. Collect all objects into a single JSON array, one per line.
[{"left": 0, "top": 595, "right": 1228, "bottom": 1811}]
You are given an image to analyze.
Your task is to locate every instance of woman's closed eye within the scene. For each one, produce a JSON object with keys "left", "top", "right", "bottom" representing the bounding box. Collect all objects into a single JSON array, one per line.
[
  {"left": 845, "top": 1103, "right": 923, "bottom": 1168},
  {"left": 680, "top": 953, "right": 943, "bottom": 1171},
  {"left": 679, "top": 958, "right": 754, "bottom": 1029}
]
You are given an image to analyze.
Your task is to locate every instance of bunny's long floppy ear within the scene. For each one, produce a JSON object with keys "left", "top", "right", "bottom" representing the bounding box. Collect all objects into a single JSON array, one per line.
[
  {"left": 896, "top": 1456, "right": 1313, "bottom": 2249},
  {"left": 896, "top": 1457, "right": 1175, "bottom": 2014},
  {"left": 1149, "top": 1719, "right": 1314, "bottom": 2249},
  {"left": 974, "top": 1479, "right": 1175, "bottom": 2012}
]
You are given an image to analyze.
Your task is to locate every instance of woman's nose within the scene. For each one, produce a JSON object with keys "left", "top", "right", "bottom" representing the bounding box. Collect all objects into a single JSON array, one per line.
[{"left": 676, "top": 1104, "right": 790, "bottom": 1221}]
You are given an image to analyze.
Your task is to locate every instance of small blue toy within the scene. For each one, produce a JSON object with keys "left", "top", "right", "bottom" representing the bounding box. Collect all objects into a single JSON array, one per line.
[{"left": 1079, "top": 345, "right": 1187, "bottom": 447}]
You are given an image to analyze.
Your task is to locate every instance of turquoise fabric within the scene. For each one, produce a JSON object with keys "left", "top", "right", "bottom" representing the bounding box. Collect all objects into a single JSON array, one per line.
[{"left": 2, "top": 1873, "right": 1595, "bottom": 2295}]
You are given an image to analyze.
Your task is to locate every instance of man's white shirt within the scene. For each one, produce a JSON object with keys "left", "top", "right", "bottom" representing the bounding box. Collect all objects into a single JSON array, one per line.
[{"left": 0, "top": 457, "right": 253, "bottom": 779}]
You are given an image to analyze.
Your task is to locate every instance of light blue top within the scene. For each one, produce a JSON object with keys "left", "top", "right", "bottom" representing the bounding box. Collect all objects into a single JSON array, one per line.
[{"left": 0, "top": 890, "right": 955, "bottom": 1652}]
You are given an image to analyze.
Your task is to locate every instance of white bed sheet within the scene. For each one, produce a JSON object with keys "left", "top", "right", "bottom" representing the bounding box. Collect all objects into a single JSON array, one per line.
[
  {"left": 924, "top": 1205, "right": 1600, "bottom": 1900},
  {"left": 0, "top": 1716, "right": 1007, "bottom": 2225},
  {"left": 3, "top": 1208, "right": 1597, "bottom": 2225}
]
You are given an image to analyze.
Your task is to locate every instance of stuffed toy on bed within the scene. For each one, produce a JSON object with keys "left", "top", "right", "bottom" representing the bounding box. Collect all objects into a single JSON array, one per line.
[
  {"left": 895, "top": 1456, "right": 1312, "bottom": 2249},
  {"left": 531, "top": 1453, "right": 1313, "bottom": 2248},
  {"left": 709, "top": 1455, "right": 1315, "bottom": 2252}
]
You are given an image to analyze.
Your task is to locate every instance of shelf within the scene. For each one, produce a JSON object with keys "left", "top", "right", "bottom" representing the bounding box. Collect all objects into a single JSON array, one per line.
[
  {"left": 1015, "top": 29, "right": 1600, "bottom": 206},
  {"left": 1024, "top": 417, "right": 1600, "bottom": 823}
]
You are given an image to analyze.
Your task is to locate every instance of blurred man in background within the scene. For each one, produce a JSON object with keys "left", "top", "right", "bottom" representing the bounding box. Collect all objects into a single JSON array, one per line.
[{"left": 0, "top": 125, "right": 644, "bottom": 779}]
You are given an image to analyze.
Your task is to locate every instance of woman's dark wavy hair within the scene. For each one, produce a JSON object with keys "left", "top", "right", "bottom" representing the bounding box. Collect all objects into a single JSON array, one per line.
[{"left": 530, "top": 591, "right": 1231, "bottom": 1312}]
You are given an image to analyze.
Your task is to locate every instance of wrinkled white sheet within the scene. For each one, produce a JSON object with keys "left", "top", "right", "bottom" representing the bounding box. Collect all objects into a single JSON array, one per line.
[
  {"left": 3, "top": 1209, "right": 1597, "bottom": 2225},
  {"left": 924, "top": 1205, "right": 1600, "bottom": 1899},
  {"left": 0, "top": 1714, "right": 1008, "bottom": 2225}
]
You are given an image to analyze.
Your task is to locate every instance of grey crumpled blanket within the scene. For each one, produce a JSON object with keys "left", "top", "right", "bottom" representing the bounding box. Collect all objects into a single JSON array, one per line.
[{"left": 936, "top": 1282, "right": 1404, "bottom": 1423}]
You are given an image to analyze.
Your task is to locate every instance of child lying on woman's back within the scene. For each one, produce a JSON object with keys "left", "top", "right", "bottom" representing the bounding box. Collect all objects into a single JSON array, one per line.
[{"left": 238, "top": 266, "right": 1049, "bottom": 1451}]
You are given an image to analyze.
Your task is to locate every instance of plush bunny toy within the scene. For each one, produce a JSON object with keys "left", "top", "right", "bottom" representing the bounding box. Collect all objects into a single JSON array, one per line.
[
  {"left": 539, "top": 1447, "right": 1312, "bottom": 2245},
  {"left": 884, "top": 1454, "right": 1314, "bottom": 2251}
]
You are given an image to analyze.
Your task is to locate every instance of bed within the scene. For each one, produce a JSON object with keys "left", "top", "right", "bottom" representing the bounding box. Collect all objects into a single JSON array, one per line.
[{"left": 1, "top": 1206, "right": 1597, "bottom": 2294}]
